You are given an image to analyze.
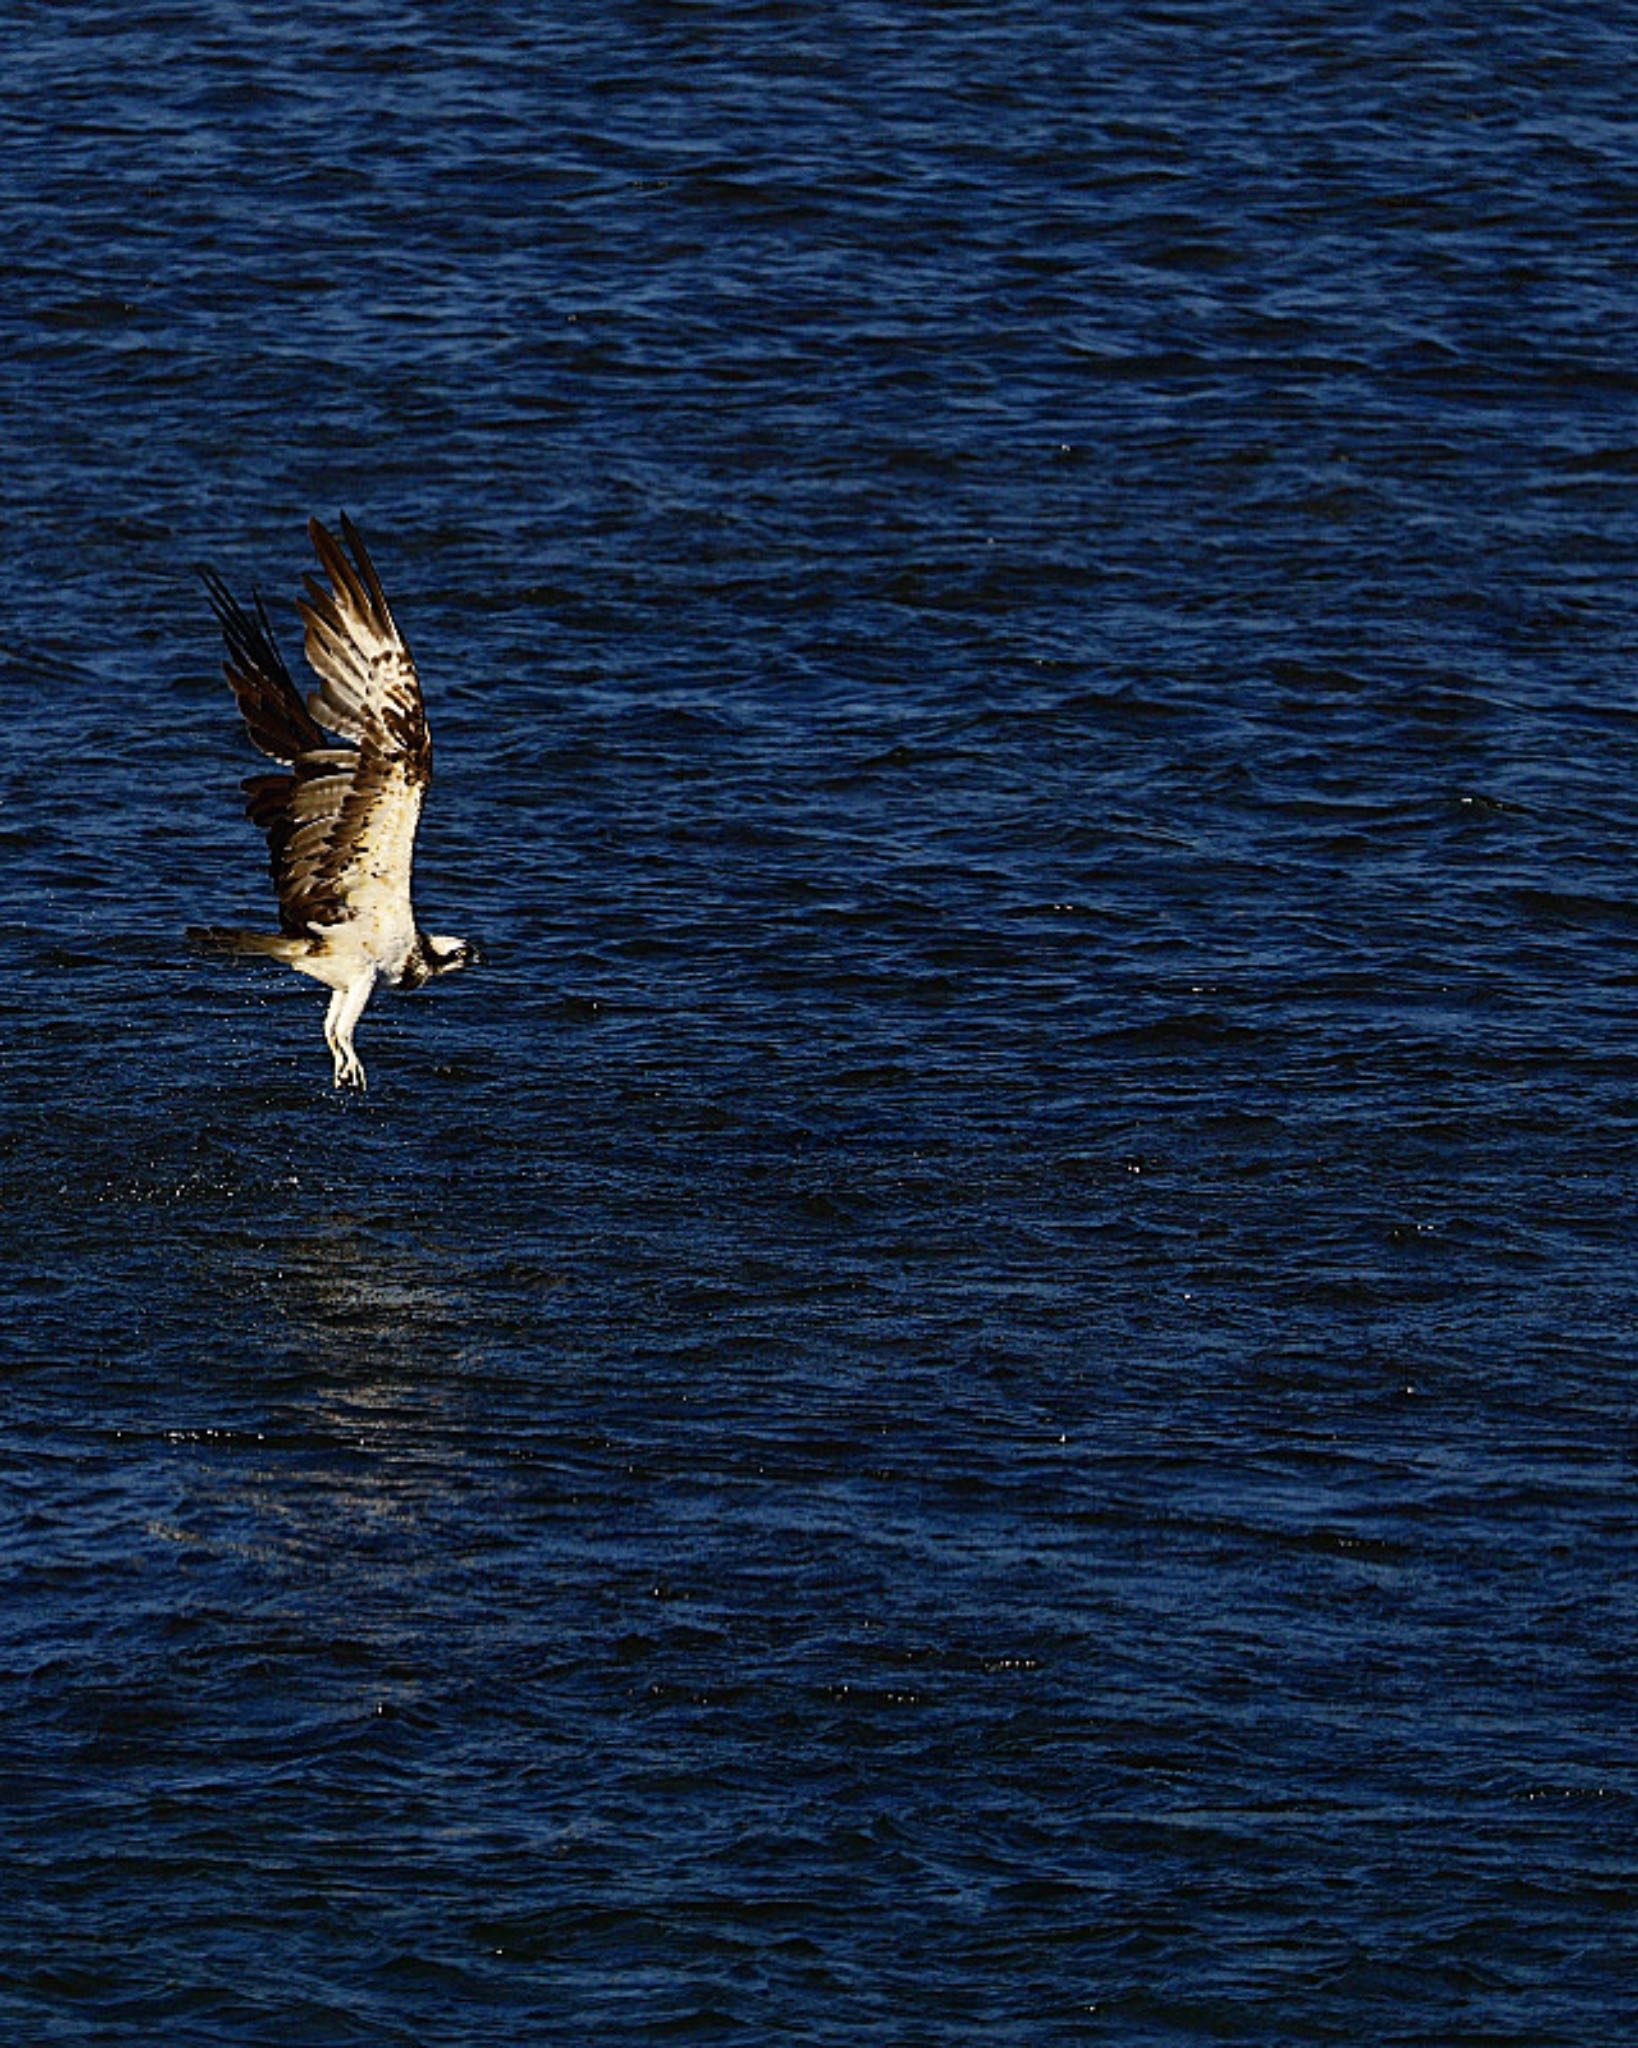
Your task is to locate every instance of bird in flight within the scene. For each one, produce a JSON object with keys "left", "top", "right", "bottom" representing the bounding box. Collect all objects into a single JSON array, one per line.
[{"left": 193, "top": 516, "right": 480, "bottom": 1090}]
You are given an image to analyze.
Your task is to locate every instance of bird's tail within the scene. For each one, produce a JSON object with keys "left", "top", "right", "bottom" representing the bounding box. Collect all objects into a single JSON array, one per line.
[{"left": 188, "top": 926, "right": 307, "bottom": 962}]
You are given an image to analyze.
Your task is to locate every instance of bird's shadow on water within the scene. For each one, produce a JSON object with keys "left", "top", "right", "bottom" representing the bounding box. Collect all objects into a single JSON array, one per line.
[
  {"left": 176, "top": 1065, "right": 500, "bottom": 1372},
  {"left": 185, "top": 1203, "right": 488, "bottom": 1521},
  {"left": 261, "top": 1218, "right": 467, "bottom": 1347}
]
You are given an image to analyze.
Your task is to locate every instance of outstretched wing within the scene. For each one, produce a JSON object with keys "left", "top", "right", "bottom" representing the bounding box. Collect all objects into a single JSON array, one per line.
[
  {"left": 292, "top": 516, "right": 433, "bottom": 949},
  {"left": 201, "top": 567, "right": 326, "bottom": 765},
  {"left": 299, "top": 514, "right": 432, "bottom": 780},
  {"left": 204, "top": 517, "right": 433, "bottom": 945}
]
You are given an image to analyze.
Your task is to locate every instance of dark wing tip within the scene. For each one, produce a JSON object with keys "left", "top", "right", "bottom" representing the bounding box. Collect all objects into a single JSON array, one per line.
[
  {"left": 309, "top": 512, "right": 405, "bottom": 653},
  {"left": 198, "top": 562, "right": 240, "bottom": 628},
  {"left": 306, "top": 513, "right": 342, "bottom": 568},
  {"left": 202, "top": 558, "right": 329, "bottom": 761}
]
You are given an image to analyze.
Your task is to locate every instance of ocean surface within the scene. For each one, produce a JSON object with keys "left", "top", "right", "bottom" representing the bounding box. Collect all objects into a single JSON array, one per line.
[{"left": 2, "top": 4, "right": 1636, "bottom": 2041}]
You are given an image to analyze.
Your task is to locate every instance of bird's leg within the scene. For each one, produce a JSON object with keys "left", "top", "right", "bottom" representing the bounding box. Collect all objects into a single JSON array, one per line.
[{"left": 324, "top": 975, "right": 375, "bottom": 1090}]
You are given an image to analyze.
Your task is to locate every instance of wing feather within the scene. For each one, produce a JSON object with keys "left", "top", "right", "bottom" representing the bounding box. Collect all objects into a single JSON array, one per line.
[
  {"left": 297, "top": 517, "right": 431, "bottom": 781},
  {"left": 205, "top": 520, "right": 433, "bottom": 949},
  {"left": 201, "top": 567, "right": 326, "bottom": 763}
]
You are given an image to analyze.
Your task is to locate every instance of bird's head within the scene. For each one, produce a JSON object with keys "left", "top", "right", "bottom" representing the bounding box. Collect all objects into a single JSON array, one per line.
[{"left": 425, "top": 935, "right": 483, "bottom": 975}]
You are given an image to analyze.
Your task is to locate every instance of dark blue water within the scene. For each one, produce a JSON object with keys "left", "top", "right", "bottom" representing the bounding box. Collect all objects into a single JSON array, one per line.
[{"left": 3, "top": 4, "right": 1636, "bottom": 2041}]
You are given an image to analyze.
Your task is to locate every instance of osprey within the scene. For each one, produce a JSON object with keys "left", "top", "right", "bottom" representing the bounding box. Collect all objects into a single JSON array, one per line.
[{"left": 192, "top": 516, "right": 479, "bottom": 1090}]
